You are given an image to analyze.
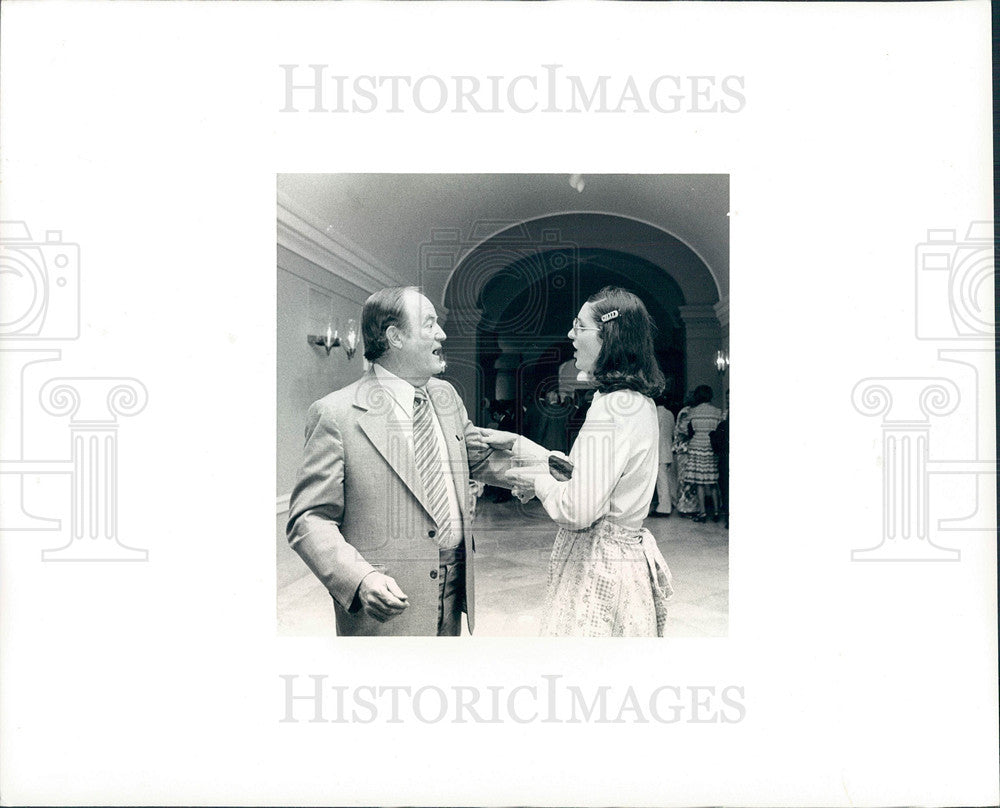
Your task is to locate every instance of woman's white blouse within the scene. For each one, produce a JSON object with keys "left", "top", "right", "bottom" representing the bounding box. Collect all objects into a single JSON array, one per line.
[{"left": 532, "top": 389, "right": 659, "bottom": 531}]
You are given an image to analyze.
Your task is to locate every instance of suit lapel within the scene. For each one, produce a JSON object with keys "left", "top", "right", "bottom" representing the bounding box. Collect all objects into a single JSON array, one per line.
[
  {"left": 354, "top": 373, "right": 433, "bottom": 521},
  {"left": 354, "top": 371, "right": 470, "bottom": 532}
]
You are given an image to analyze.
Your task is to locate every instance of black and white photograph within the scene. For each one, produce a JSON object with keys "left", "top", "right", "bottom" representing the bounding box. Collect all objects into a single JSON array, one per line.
[
  {"left": 1, "top": 2, "right": 995, "bottom": 806},
  {"left": 277, "top": 174, "right": 730, "bottom": 638}
]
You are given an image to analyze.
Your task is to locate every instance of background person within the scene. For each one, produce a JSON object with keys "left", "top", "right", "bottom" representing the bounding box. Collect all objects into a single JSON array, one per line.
[
  {"left": 651, "top": 395, "right": 677, "bottom": 517},
  {"left": 686, "top": 384, "right": 723, "bottom": 523},
  {"left": 711, "top": 389, "right": 730, "bottom": 528},
  {"left": 673, "top": 393, "right": 699, "bottom": 516}
]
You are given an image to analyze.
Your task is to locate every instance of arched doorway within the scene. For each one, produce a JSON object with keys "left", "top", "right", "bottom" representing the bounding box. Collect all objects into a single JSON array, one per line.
[
  {"left": 477, "top": 248, "right": 686, "bottom": 419},
  {"left": 432, "top": 213, "right": 723, "bottom": 427}
]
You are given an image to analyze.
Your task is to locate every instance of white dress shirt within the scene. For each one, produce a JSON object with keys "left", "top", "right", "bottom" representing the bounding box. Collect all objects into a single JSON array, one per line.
[
  {"left": 372, "top": 364, "right": 463, "bottom": 548},
  {"left": 533, "top": 389, "right": 659, "bottom": 531}
]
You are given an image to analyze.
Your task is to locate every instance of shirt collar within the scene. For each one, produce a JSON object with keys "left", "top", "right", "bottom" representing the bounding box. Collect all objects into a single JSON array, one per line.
[{"left": 372, "top": 363, "right": 420, "bottom": 418}]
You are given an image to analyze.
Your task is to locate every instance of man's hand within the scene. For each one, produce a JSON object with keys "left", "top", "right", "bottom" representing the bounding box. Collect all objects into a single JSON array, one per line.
[{"left": 357, "top": 571, "right": 409, "bottom": 622}]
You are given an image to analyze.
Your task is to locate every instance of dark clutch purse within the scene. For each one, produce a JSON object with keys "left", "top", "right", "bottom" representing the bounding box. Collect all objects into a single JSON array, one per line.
[{"left": 548, "top": 454, "right": 574, "bottom": 481}]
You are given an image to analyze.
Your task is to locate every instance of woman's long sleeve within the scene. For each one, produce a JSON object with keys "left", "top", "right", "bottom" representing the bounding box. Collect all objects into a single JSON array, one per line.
[{"left": 533, "top": 394, "right": 632, "bottom": 530}]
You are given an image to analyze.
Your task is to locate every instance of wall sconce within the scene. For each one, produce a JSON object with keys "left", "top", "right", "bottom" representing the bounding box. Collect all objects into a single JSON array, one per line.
[
  {"left": 308, "top": 318, "right": 359, "bottom": 360},
  {"left": 715, "top": 349, "right": 730, "bottom": 375}
]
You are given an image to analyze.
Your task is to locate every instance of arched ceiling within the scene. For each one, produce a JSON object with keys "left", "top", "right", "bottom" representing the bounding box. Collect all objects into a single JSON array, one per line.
[{"left": 277, "top": 173, "right": 729, "bottom": 298}]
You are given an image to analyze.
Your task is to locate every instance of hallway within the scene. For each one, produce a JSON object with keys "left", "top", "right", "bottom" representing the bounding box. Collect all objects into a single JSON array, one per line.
[{"left": 277, "top": 500, "right": 728, "bottom": 638}]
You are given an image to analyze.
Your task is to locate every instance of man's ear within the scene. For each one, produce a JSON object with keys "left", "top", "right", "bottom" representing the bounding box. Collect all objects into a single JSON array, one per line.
[{"left": 385, "top": 324, "right": 403, "bottom": 349}]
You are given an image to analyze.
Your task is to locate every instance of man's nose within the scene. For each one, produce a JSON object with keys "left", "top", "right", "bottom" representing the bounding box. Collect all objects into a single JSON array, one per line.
[{"left": 436, "top": 325, "right": 447, "bottom": 341}]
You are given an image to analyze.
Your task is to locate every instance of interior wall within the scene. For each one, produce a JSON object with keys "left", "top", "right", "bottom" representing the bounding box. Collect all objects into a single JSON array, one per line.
[
  {"left": 276, "top": 195, "right": 420, "bottom": 509},
  {"left": 276, "top": 245, "right": 370, "bottom": 499}
]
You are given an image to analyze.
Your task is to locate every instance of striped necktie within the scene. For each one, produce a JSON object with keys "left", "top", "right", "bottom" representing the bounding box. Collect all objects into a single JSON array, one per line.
[{"left": 412, "top": 387, "right": 451, "bottom": 546}]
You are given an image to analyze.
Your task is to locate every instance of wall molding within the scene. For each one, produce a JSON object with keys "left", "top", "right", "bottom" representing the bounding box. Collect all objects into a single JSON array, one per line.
[
  {"left": 277, "top": 192, "right": 404, "bottom": 294},
  {"left": 678, "top": 304, "right": 722, "bottom": 324},
  {"left": 713, "top": 297, "right": 729, "bottom": 328},
  {"left": 276, "top": 493, "right": 291, "bottom": 515}
]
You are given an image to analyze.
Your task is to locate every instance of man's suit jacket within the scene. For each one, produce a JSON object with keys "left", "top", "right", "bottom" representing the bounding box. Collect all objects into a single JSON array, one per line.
[{"left": 286, "top": 368, "right": 510, "bottom": 636}]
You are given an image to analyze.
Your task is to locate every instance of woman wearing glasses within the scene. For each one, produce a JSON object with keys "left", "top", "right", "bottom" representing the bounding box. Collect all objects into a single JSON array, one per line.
[{"left": 496, "top": 287, "right": 674, "bottom": 637}]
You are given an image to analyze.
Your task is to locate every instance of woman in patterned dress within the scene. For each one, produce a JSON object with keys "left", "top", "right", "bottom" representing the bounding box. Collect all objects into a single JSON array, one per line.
[
  {"left": 686, "top": 384, "right": 723, "bottom": 523},
  {"left": 497, "top": 287, "right": 674, "bottom": 637},
  {"left": 672, "top": 393, "right": 699, "bottom": 516}
]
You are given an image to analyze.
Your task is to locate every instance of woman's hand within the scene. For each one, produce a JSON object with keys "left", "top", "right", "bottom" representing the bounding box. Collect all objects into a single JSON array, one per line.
[
  {"left": 465, "top": 426, "right": 515, "bottom": 452},
  {"left": 477, "top": 428, "right": 519, "bottom": 451},
  {"left": 504, "top": 463, "right": 550, "bottom": 502},
  {"left": 463, "top": 425, "right": 490, "bottom": 452}
]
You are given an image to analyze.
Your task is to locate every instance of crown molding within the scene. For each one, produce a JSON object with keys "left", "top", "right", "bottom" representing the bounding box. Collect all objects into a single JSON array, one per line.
[{"left": 277, "top": 192, "right": 404, "bottom": 293}]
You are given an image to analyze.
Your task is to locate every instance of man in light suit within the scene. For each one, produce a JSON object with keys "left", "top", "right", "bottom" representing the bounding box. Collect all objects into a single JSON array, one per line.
[
  {"left": 652, "top": 397, "right": 678, "bottom": 517},
  {"left": 286, "top": 286, "right": 517, "bottom": 636}
]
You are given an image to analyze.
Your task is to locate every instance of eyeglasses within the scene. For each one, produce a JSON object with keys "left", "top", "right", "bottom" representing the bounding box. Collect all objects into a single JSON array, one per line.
[{"left": 571, "top": 317, "right": 601, "bottom": 335}]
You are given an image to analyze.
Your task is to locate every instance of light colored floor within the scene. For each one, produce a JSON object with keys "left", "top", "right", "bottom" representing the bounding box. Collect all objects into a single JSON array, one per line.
[{"left": 277, "top": 499, "right": 728, "bottom": 638}]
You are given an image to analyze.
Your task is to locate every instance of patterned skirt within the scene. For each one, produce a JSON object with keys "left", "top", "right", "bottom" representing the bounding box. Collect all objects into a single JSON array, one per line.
[
  {"left": 674, "top": 452, "right": 700, "bottom": 513},
  {"left": 541, "top": 519, "right": 674, "bottom": 637},
  {"left": 686, "top": 439, "right": 719, "bottom": 485}
]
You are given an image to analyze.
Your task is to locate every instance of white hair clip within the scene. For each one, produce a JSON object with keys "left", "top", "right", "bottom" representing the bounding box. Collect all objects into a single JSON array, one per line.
[{"left": 600, "top": 310, "right": 619, "bottom": 323}]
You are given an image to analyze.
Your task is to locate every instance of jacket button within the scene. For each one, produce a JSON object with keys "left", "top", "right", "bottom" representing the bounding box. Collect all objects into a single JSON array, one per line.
[
  {"left": 430, "top": 569, "right": 438, "bottom": 579},
  {"left": 428, "top": 529, "right": 436, "bottom": 539}
]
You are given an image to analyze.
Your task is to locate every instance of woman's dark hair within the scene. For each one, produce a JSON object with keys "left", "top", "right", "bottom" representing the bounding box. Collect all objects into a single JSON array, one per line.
[
  {"left": 362, "top": 286, "right": 418, "bottom": 362},
  {"left": 585, "top": 286, "right": 665, "bottom": 398},
  {"left": 692, "top": 384, "right": 714, "bottom": 405}
]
